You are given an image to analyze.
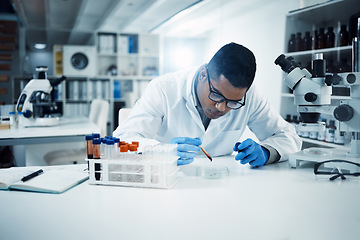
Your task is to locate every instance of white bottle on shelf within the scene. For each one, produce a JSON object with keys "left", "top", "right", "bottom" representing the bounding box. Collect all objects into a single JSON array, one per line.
[
  {"left": 317, "top": 118, "right": 327, "bottom": 141},
  {"left": 325, "top": 120, "right": 335, "bottom": 143}
]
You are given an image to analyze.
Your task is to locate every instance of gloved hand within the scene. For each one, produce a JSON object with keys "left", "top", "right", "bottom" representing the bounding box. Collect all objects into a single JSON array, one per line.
[
  {"left": 170, "top": 137, "right": 202, "bottom": 165},
  {"left": 233, "top": 138, "right": 270, "bottom": 167}
]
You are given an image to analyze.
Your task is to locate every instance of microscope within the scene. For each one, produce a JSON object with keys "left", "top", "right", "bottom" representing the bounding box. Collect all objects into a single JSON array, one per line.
[
  {"left": 16, "top": 66, "right": 66, "bottom": 127},
  {"left": 275, "top": 53, "right": 360, "bottom": 171}
]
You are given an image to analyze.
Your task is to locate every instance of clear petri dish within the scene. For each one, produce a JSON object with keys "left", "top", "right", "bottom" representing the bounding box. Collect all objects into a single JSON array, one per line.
[
  {"left": 196, "top": 165, "right": 230, "bottom": 179},
  {"left": 303, "top": 147, "right": 332, "bottom": 156}
]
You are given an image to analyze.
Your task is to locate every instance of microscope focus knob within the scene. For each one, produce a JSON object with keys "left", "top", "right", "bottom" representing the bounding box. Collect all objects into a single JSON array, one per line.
[
  {"left": 331, "top": 73, "right": 342, "bottom": 85},
  {"left": 346, "top": 73, "right": 356, "bottom": 84},
  {"left": 304, "top": 92, "right": 317, "bottom": 102},
  {"left": 334, "top": 104, "right": 354, "bottom": 122},
  {"left": 23, "top": 110, "right": 32, "bottom": 118}
]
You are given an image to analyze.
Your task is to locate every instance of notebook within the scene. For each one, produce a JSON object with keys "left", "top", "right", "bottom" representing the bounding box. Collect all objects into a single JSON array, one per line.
[{"left": 0, "top": 165, "right": 89, "bottom": 194}]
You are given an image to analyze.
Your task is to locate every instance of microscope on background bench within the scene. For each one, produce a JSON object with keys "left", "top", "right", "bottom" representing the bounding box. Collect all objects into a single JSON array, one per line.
[
  {"left": 274, "top": 52, "right": 360, "bottom": 171},
  {"left": 16, "top": 66, "right": 66, "bottom": 127}
]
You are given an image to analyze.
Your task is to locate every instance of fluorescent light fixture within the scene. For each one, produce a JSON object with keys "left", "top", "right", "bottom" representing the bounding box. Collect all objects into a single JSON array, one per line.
[
  {"left": 150, "top": 0, "right": 204, "bottom": 32},
  {"left": 34, "top": 43, "right": 47, "bottom": 49}
]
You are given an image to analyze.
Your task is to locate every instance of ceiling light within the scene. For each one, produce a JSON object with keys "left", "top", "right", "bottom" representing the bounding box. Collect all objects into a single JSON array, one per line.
[{"left": 34, "top": 43, "right": 47, "bottom": 49}]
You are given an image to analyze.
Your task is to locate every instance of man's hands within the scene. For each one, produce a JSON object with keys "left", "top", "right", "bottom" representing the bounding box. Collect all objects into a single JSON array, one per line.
[
  {"left": 170, "top": 137, "right": 201, "bottom": 165},
  {"left": 233, "top": 138, "right": 270, "bottom": 167}
]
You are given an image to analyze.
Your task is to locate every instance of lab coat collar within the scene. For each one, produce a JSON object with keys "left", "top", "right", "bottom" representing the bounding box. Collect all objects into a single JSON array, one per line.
[
  {"left": 184, "top": 65, "right": 206, "bottom": 132},
  {"left": 187, "top": 65, "right": 203, "bottom": 106}
]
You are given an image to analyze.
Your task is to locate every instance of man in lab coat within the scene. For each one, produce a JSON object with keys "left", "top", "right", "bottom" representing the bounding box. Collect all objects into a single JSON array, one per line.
[{"left": 113, "top": 42, "right": 302, "bottom": 167}]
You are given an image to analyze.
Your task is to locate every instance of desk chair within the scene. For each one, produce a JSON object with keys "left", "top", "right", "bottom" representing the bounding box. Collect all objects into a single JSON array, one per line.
[
  {"left": 44, "top": 99, "right": 109, "bottom": 165},
  {"left": 118, "top": 107, "right": 132, "bottom": 125},
  {"left": 89, "top": 99, "right": 110, "bottom": 137}
]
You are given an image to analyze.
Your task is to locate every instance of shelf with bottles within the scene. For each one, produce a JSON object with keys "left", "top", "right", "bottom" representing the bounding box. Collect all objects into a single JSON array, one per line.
[
  {"left": 284, "top": 113, "right": 350, "bottom": 150},
  {"left": 96, "top": 32, "right": 159, "bottom": 78},
  {"left": 140, "top": 56, "right": 159, "bottom": 77},
  {"left": 117, "top": 54, "right": 139, "bottom": 76},
  {"left": 285, "top": 0, "right": 359, "bottom": 54},
  {"left": 97, "top": 55, "right": 117, "bottom": 77},
  {"left": 285, "top": 45, "right": 352, "bottom": 57},
  {"left": 280, "top": 0, "right": 359, "bottom": 151}
]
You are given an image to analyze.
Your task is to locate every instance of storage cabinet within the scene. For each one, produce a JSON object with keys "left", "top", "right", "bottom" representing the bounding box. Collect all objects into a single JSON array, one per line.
[{"left": 280, "top": 0, "right": 359, "bottom": 149}]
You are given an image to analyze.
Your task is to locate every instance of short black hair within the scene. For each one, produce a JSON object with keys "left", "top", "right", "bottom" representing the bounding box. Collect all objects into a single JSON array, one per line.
[{"left": 207, "top": 42, "right": 256, "bottom": 89}]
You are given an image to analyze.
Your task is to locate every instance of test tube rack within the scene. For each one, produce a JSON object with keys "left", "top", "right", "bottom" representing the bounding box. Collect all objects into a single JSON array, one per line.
[{"left": 87, "top": 145, "right": 179, "bottom": 189}]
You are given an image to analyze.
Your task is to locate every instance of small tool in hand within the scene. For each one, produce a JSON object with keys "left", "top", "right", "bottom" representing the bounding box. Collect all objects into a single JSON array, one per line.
[{"left": 200, "top": 146, "right": 212, "bottom": 162}]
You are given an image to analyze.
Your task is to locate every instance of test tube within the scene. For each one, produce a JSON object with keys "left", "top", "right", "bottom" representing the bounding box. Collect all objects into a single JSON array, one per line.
[
  {"left": 93, "top": 139, "right": 101, "bottom": 159},
  {"left": 129, "top": 144, "right": 138, "bottom": 153},
  {"left": 100, "top": 138, "right": 106, "bottom": 158},
  {"left": 114, "top": 138, "right": 120, "bottom": 157},
  {"left": 120, "top": 145, "right": 129, "bottom": 154},
  {"left": 93, "top": 133, "right": 100, "bottom": 139},
  {"left": 85, "top": 135, "right": 94, "bottom": 159},
  {"left": 105, "top": 139, "right": 115, "bottom": 159}
]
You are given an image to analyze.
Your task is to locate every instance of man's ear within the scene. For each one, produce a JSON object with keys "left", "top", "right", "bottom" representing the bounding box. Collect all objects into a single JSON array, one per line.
[{"left": 199, "top": 67, "right": 207, "bottom": 83}]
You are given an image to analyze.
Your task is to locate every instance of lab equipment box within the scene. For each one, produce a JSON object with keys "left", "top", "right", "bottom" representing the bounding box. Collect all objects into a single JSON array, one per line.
[{"left": 87, "top": 151, "right": 179, "bottom": 189}]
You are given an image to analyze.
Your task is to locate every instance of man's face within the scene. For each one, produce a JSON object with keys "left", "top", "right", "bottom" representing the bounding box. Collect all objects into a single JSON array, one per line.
[{"left": 197, "top": 66, "right": 248, "bottom": 120}]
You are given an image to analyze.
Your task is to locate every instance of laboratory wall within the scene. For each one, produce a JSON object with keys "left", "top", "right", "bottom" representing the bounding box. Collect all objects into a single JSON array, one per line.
[
  {"left": 25, "top": 51, "right": 53, "bottom": 76},
  {"left": 162, "top": 37, "right": 207, "bottom": 73}
]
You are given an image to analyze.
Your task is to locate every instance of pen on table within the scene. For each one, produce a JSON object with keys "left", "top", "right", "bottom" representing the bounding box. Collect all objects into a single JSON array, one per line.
[
  {"left": 200, "top": 146, "right": 212, "bottom": 162},
  {"left": 21, "top": 169, "right": 44, "bottom": 182}
]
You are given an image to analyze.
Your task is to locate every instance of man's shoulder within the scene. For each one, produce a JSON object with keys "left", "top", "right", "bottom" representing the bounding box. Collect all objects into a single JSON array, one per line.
[{"left": 146, "top": 67, "right": 197, "bottom": 96}]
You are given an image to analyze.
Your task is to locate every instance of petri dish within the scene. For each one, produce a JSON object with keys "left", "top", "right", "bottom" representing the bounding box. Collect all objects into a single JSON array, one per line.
[
  {"left": 303, "top": 147, "right": 332, "bottom": 156},
  {"left": 196, "top": 165, "right": 230, "bottom": 179}
]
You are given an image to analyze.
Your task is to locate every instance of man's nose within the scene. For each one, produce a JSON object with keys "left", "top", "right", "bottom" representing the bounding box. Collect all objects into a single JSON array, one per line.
[{"left": 215, "top": 101, "right": 227, "bottom": 112}]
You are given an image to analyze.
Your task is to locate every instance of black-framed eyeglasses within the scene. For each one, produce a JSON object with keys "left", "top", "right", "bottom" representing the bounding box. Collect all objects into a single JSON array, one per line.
[
  {"left": 205, "top": 66, "right": 246, "bottom": 110},
  {"left": 314, "top": 160, "right": 360, "bottom": 181}
]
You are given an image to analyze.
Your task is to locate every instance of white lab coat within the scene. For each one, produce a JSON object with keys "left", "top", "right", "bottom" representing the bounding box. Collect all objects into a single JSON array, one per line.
[{"left": 113, "top": 66, "right": 302, "bottom": 160}]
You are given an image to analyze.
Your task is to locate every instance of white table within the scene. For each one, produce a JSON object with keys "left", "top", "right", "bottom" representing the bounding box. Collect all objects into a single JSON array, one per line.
[
  {"left": 0, "top": 118, "right": 99, "bottom": 145},
  {"left": 0, "top": 118, "right": 100, "bottom": 166},
  {"left": 0, "top": 156, "right": 359, "bottom": 240}
]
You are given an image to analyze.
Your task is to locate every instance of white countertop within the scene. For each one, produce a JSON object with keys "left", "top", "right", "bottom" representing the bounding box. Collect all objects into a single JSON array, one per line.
[
  {"left": 0, "top": 156, "right": 359, "bottom": 240},
  {"left": 0, "top": 117, "right": 99, "bottom": 139}
]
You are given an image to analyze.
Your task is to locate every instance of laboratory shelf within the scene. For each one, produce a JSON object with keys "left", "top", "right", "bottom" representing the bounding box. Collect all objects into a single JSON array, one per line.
[
  {"left": 279, "top": 0, "right": 358, "bottom": 151},
  {"left": 285, "top": 46, "right": 352, "bottom": 57}
]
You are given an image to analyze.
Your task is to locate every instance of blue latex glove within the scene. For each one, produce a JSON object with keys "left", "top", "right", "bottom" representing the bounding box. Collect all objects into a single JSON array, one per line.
[
  {"left": 233, "top": 138, "right": 270, "bottom": 167},
  {"left": 170, "top": 137, "right": 202, "bottom": 165}
]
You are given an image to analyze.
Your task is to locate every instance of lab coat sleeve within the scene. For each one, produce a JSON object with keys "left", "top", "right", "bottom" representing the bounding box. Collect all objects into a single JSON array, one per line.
[
  {"left": 246, "top": 86, "right": 302, "bottom": 161},
  {"left": 113, "top": 78, "right": 167, "bottom": 148}
]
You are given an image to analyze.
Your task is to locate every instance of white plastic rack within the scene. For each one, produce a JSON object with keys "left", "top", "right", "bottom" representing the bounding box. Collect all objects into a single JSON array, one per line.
[{"left": 87, "top": 144, "right": 179, "bottom": 189}]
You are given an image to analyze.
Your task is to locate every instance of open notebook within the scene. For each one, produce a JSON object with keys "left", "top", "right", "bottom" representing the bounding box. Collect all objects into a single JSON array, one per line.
[{"left": 0, "top": 165, "right": 89, "bottom": 194}]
